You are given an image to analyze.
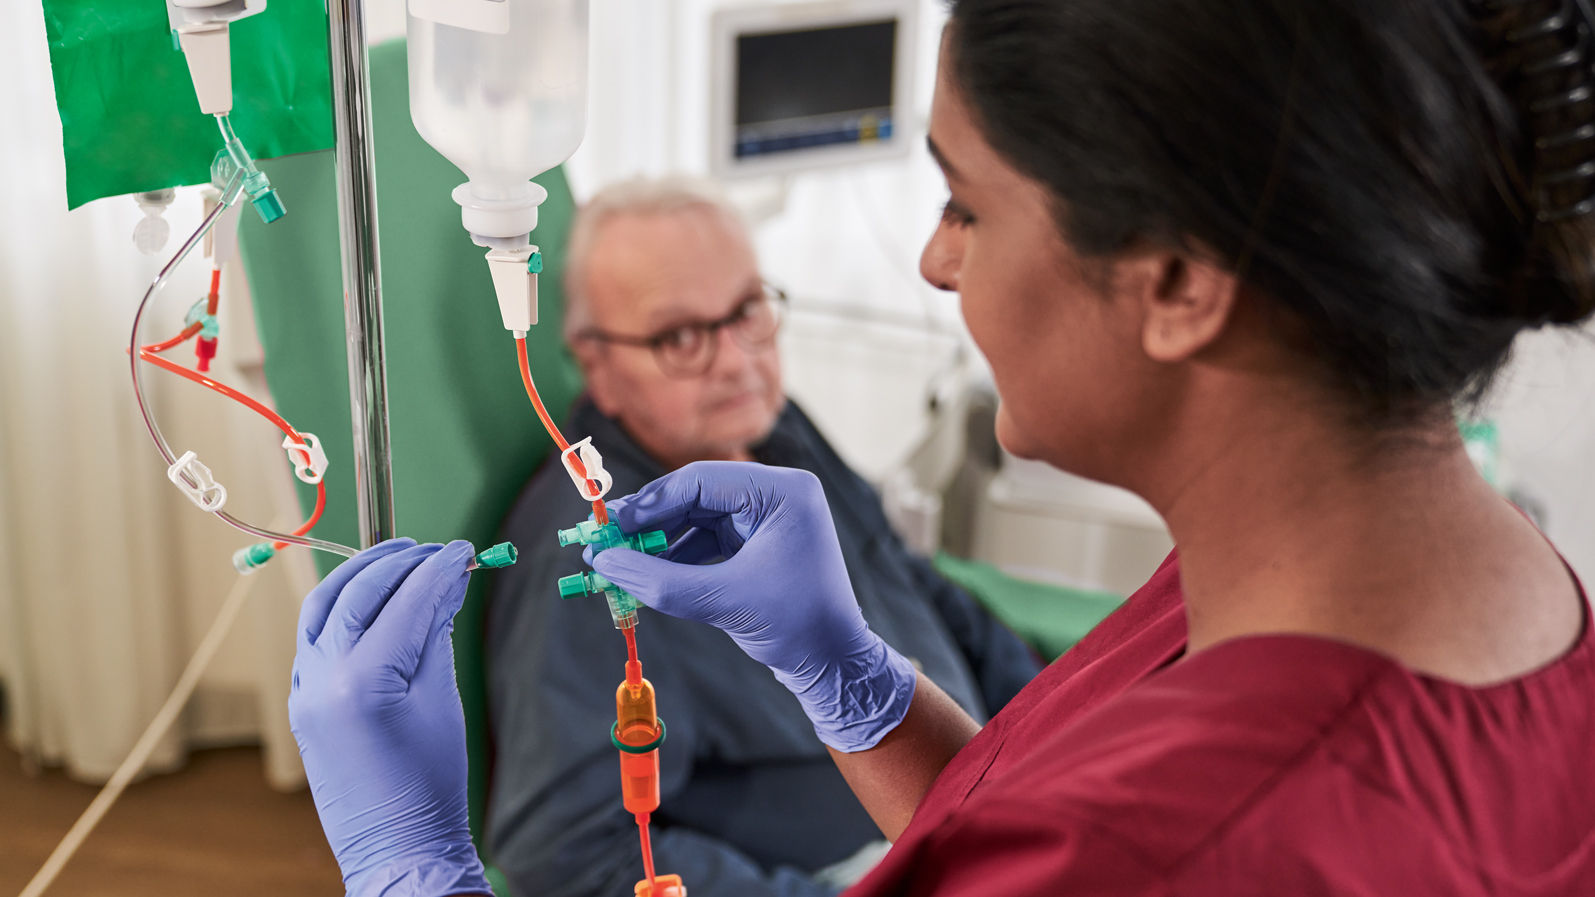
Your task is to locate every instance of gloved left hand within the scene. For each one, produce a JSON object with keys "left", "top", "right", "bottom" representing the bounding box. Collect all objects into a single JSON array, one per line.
[{"left": 289, "top": 538, "right": 492, "bottom": 897}]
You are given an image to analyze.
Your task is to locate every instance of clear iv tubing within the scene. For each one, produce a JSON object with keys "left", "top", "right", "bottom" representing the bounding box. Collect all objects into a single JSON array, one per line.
[{"left": 128, "top": 173, "right": 358, "bottom": 560}]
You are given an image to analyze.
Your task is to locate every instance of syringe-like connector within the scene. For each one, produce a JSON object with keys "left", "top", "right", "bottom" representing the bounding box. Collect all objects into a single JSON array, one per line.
[
  {"left": 557, "top": 521, "right": 668, "bottom": 555},
  {"left": 559, "top": 571, "right": 639, "bottom": 629},
  {"left": 614, "top": 676, "right": 665, "bottom": 816}
]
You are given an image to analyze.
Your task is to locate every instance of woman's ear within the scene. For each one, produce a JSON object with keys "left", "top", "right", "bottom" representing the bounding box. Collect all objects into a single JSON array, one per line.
[{"left": 1135, "top": 253, "right": 1242, "bottom": 363}]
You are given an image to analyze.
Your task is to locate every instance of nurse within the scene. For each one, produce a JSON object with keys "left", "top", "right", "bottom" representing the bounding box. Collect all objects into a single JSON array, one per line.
[{"left": 289, "top": 1, "right": 1595, "bottom": 894}]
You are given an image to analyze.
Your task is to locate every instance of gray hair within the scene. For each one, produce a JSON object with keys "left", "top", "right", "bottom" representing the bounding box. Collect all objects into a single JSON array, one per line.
[{"left": 562, "top": 175, "right": 752, "bottom": 338}]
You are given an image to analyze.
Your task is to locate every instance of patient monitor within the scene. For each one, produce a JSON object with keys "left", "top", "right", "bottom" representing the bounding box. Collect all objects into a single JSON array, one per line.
[{"left": 709, "top": 0, "right": 918, "bottom": 180}]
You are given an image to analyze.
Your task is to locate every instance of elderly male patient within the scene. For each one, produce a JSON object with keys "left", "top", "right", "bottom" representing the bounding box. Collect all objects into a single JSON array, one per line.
[{"left": 485, "top": 177, "right": 1040, "bottom": 897}]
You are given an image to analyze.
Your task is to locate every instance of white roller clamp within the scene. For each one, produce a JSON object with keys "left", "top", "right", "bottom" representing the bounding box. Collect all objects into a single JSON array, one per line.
[
  {"left": 282, "top": 433, "right": 329, "bottom": 484},
  {"left": 561, "top": 437, "right": 613, "bottom": 502},
  {"left": 168, "top": 451, "right": 228, "bottom": 512}
]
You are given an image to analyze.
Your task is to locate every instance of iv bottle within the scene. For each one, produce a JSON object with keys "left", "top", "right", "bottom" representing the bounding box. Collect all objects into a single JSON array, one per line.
[{"left": 407, "top": 0, "right": 590, "bottom": 247}]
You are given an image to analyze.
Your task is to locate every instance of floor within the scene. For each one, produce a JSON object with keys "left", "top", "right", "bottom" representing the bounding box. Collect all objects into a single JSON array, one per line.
[{"left": 1, "top": 740, "right": 342, "bottom": 897}]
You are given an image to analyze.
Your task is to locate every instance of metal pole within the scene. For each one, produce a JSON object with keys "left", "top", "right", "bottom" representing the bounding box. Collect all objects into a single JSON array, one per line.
[{"left": 325, "top": 0, "right": 397, "bottom": 547}]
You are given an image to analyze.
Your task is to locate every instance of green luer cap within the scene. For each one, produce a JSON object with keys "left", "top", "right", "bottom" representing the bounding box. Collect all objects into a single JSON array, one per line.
[
  {"left": 474, "top": 541, "right": 518, "bottom": 569},
  {"left": 635, "top": 530, "right": 668, "bottom": 555},
  {"left": 251, "top": 189, "right": 286, "bottom": 224},
  {"left": 557, "top": 574, "right": 587, "bottom": 599},
  {"left": 557, "top": 571, "right": 613, "bottom": 599}
]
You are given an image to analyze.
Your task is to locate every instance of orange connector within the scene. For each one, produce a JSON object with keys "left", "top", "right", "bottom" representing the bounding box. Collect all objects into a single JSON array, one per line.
[{"left": 633, "top": 874, "right": 686, "bottom": 897}]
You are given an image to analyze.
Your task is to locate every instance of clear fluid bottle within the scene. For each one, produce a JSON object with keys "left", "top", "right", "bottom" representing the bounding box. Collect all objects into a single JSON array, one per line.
[{"left": 407, "top": 0, "right": 590, "bottom": 247}]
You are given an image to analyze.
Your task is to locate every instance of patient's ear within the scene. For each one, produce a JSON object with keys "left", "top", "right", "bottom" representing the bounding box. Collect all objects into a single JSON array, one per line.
[
  {"left": 574, "top": 341, "right": 621, "bottom": 416},
  {"left": 1135, "top": 251, "right": 1242, "bottom": 363}
]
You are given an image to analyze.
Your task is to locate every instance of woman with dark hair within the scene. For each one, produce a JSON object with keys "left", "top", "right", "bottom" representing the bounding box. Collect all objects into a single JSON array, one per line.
[{"left": 291, "top": 1, "right": 1595, "bottom": 895}]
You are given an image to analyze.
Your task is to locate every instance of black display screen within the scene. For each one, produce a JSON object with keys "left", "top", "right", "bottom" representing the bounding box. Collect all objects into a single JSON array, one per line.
[{"left": 733, "top": 19, "right": 897, "bottom": 158}]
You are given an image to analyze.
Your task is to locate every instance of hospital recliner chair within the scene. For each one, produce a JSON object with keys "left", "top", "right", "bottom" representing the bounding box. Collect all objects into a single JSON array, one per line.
[{"left": 235, "top": 39, "right": 579, "bottom": 895}]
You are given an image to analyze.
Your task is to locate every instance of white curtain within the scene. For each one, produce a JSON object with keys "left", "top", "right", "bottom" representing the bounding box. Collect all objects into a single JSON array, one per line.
[{"left": 0, "top": 2, "right": 314, "bottom": 789}]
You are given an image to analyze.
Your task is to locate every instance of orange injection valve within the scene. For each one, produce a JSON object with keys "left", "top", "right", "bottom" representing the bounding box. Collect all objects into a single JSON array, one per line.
[
  {"left": 614, "top": 673, "right": 665, "bottom": 816},
  {"left": 613, "top": 662, "right": 683, "bottom": 895}
]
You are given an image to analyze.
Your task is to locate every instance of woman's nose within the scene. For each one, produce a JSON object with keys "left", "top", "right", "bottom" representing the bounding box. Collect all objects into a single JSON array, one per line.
[{"left": 920, "top": 225, "right": 961, "bottom": 292}]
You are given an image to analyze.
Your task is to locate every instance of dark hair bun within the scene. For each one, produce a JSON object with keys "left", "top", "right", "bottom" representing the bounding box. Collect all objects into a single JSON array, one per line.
[{"left": 1476, "top": 0, "right": 1595, "bottom": 326}]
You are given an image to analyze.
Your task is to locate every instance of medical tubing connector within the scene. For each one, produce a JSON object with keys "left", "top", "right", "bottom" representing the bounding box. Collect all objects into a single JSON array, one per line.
[
  {"left": 555, "top": 522, "right": 668, "bottom": 629},
  {"left": 468, "top": 542, "right": 519, "bottom": 571},
  {"left": 215, "top": 115, "right": 285, "bottom": 224},
  {"left": 128, "top": 172, "right": 357, "bottom": 561},
  {"left": 614, "top": 675, "right": 666, "bottom": 815}
]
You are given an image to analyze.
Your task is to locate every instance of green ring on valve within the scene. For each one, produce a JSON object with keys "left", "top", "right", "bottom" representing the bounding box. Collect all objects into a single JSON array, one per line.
[{"left": 610, "top": 718, "right": 667, "bottom": 754}]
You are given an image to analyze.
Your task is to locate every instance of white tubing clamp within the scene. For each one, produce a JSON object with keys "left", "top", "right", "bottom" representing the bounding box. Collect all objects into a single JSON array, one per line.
[
  {"left": 168, "top": 451, "right": 227, "bottom": 512},
  {"left": 282, "top": 433, "right": 329, "bottom": 484},
  {"left": 561, "top": 437, "right": 614, "bottom": 501}
]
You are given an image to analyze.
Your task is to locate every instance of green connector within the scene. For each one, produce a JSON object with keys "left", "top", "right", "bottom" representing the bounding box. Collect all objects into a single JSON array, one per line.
[
  {"left": 473, "top": 541, "right": 518, "bottom": 570},
  {"left": 232, "top": 542, "right": 276, "bottom": 575},
  {"left": 556, "top": 571, "right": 637, "bottom": 629},
  {"left": 604, "top": 591, "right": 640, "bottom": 630},
  {"left": 558, "top": 570, "right": 613, "bottom": 598},
  {"left": 250, "top": 188, "right": 286, "bottom": 225},
  {"left": 554, "top": 519, "right": 663, "bottom": 629},
  {"left": 556, "top": 521, "right": 668, "bottom": 555},
  {"left": 527, "top": 251, "right": 544, "bottom": 274}
]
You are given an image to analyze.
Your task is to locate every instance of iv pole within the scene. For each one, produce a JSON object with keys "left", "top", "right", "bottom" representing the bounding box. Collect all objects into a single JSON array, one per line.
[{"left": 325, "top": 0, "right": 397, "bottom": 547}]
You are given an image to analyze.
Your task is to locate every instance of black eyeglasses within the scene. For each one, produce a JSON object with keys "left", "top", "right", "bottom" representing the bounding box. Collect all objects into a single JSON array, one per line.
[{"left": 573, "top": 283, "right": 788, "bottom": 378}]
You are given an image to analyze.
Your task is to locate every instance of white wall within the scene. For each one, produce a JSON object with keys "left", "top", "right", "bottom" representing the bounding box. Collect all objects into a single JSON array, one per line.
[{"left": 1487, "top": 326, "right": 1595, "bottom": 584}]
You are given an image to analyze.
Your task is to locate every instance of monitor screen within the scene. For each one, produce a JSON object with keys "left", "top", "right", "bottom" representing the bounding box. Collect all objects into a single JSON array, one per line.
[{"left": 732, "top": 19, "right": 898, "bottom": 161}]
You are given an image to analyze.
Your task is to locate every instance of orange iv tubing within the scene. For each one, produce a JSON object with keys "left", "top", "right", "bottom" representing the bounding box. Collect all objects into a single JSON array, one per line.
[
  {"left": 514, "top": 336, "right": 668, "bottom": 892},
  {"left": 514, "top": 336, "right": 610, "bottom": 525}
]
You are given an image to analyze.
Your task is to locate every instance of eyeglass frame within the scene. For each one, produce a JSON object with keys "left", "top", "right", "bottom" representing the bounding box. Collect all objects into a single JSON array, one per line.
[{"left": 570, "top": 282, "right": 789, "bottom": 378}]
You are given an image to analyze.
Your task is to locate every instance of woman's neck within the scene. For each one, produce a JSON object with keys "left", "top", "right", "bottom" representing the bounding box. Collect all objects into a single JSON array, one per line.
[{"left": 1141, "top": 409, "right": 1580, "bottom": 685}]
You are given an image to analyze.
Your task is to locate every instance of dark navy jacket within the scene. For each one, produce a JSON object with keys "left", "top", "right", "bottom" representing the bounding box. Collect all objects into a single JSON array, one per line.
[{"left": 485, "top": 398, "right": 1040, "bottom": 897}]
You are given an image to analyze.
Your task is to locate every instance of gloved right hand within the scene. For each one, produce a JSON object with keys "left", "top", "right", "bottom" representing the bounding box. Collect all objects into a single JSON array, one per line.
[{"left": 590, "top": 461, "right": 917, "bottom": 752}]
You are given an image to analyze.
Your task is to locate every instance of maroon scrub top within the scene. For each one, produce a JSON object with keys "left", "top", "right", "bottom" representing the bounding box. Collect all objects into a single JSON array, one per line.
[{"left": 848, "top": 552, "right": 1595, "bottom": 896}]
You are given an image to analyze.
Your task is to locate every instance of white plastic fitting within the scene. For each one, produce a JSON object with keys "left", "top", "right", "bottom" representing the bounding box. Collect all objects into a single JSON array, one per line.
[
  {"left": 452, "top": 182, "right": 547, "bottom": 244},
  {"left": 133, "top": 190, "right": 177, "bottom": 255},
  {"left": 167, "top": 0, "right": 267, "bottom": 116},
  {"left": 560, "top": 438, "right": 614, "bottom": 501},
  {"left": 486, "top": 246, "right": 540, "bottom": 332},
  {"left": 282, "top": 433, "right": 329, "bottom": 485},
  {"left": 201, "top": 189, "right": 245, "bottom": 270},
  {"left": 176, "top": 24, "right": 234, "bottom": 115},
  {"left": 168, "top": 451, "right": 228, "bottom": 512}
]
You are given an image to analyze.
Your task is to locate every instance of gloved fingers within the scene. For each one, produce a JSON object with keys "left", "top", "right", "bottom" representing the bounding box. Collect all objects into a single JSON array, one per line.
[
  {"left": 592, "top": 547, "right": 724, "bottom": 624},
  {"left": 606, "top": 461, "right": 762, "bottom": 535},
  {"left": 659, "top": 526, "right": 724, "bottom": 565},
  {"left": 359, "top": 541, "right": 474, "bottom": 682},
  {"left": 299, "top": 538, "right": 416, "bottom": 647},
  {"left": 321, "top": 543, "right": 444, "bottom": 654}
]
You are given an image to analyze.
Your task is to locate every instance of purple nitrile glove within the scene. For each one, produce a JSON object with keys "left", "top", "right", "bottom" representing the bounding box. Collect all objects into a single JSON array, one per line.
[
  {"left": 289, "top": 539, "right": 492, "bottom": 897},
  {"left": 588, "top": 461, "right": 916, "bottom": 752}
]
